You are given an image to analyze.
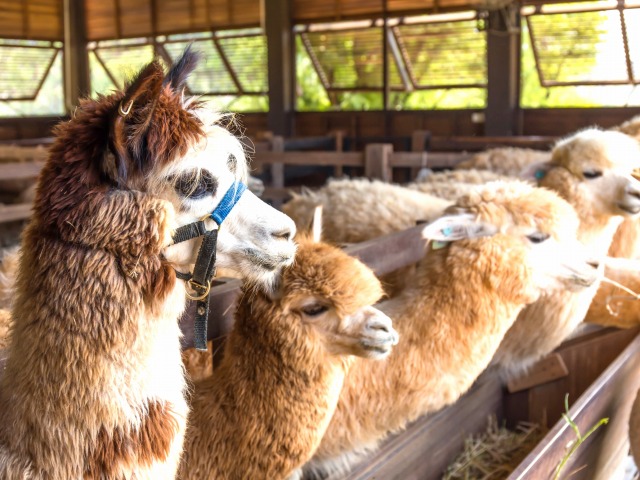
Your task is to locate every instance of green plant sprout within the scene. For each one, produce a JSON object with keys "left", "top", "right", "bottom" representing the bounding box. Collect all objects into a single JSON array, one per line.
[{"left": 553, "top": 394, "right": 609, "bottom": 480}]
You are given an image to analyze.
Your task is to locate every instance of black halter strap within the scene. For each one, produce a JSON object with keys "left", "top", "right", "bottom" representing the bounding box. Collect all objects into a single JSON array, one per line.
[{"left": 172, "top": 182, "right": 247, "bottom": 351}]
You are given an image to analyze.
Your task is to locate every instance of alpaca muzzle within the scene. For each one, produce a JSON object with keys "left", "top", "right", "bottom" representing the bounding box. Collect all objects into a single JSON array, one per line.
[{"left": 171, "top": 181, "right": 247, "bottom": 350}]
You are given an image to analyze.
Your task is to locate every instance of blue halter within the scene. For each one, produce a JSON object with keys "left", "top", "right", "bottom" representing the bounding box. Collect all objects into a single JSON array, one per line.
[{"left": 172, "top": 181, "right": 247, "bottom": 350}]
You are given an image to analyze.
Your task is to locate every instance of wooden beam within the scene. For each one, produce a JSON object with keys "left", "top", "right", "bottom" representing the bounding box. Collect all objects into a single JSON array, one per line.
[
  {"left": 263, "top": 0, "right": 293, "bottom": 136},
  {"left": 485, "top": 6, "right": 521, "bottom": 136},
  {"left": 63, "top": 0, "right": 90, "bottom": 113}
]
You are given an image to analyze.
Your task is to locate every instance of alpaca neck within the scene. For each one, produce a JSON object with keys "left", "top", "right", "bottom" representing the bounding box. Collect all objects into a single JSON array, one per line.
[
  {"left": 184, "top": 308, "right": 350, "bottom": 479},
  {"left": 578, "top": 214, "right": 624, "bottom": 256},
  {"left": 316, "top": 249, "right": 525, "bottom": 461}
]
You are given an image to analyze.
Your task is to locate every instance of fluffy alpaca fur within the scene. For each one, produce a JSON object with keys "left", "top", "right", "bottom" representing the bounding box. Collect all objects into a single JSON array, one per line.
[
  {"left": 492, "top": 128, "right": 640, "bottom": 374},
  {"left": 0, "top": 309, "right": 9, "bottom": 349},
  {"left": 0, "top": 51, "right": 296, "bottom": 479},
  {"left": 613, "top": 114, "right": 640, "bottom": 141},
  {"left": 456, "top": 147, "right": 552, "bottom": 177},
  {"left": 630, "top": 389, "right": 640, "bottom": 468},
  {"left": 282, "top": 178, "right": 451, "bottom": 244},
  {"left": 608, "top": 217, "right": 640, "bottom": 259},
  {"left": 179, "top": 238, "right": 398, "bottom": 480},
  {"left": 584, "top": 257, "right": 640, "bottom": 329},
  {"left": 0, "top": 246, "right": 18, "bottom": 310},
  {"left": 408, "top": 169, "right": 514, "bottom": 201},
  {"left": 303, "top": 181, "right": 599, "bottom": 478}
]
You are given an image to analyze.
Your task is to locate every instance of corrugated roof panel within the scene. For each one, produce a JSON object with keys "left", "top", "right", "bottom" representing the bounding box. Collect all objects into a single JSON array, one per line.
[
  {"left": 396, "top": 20, "right": 486, "bottom": 87},
  {"left": 0, "top": 45, "right": 58, "bottom": 99},
  {"left": 217, "top": 34, "right": 268, "bottom": 92},
  {"left": 528, "top": 9, "right": 628, "bottom": 84},
  {"left": 303, "top": 28, "right": 385, "bottom": 89}
]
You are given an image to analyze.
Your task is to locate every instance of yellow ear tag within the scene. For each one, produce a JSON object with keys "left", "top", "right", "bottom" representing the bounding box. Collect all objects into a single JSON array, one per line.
[{"left": 431, "top": 240, "right": 450, "bottom": 250}]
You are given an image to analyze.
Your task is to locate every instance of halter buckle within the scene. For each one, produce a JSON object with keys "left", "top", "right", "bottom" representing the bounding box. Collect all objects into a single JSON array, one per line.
[
  {"left": 118, "top": 100, "right": 134, "bottom": 117},
  {"left": 185, "top": 279, "right": 211, "bottom": 301}
]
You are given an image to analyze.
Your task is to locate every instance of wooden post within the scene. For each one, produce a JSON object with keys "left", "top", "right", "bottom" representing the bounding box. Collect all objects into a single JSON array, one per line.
[
  {"left": 410, "top": 130, "right": 431, "bottom": 180},
  {"left": 263, "top": 0, "right": 293, "bottom": 137},
  {"left": 485, "top": 6, "right": 521, "bottom": 136},
  {"left": 365, "top": 144, "right": 393, "bottom": 182},
  {"left": 332, "top": 130, "right": 345, "bottom": 177},
  {"left": 269, "top": 135, "right": 285, "bottom": 208},
  {"left": 63, "top": 0, "right": 90, "bottom": 114}
]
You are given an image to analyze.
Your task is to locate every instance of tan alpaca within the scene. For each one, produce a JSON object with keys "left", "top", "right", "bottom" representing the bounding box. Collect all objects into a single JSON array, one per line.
[
  {"left": 629, "top": 389, "right": 640, "bottom": 468},
  {"left": 584, "top": 257, "right": 640, "bottom": 328},
  {"left": 493, "top": 128, "right": 640, "bottom": 373},
  {"left": 179, "top": 238, "right": 398, "bottom": 480},
  {"left": 303, "top": 181, "right": 600, "bottom": 478},
  {"left": 455, "top": 146, "right": 552, "bottom": 176},
  {"left": 0, "top": 51, "right": 296, "bottom": 479},
  {"left": 282, "top": 178, "right": 451, "bottom": 244},
  {"left": 408, "top": 168, "right": 514, "bottom": 201}
]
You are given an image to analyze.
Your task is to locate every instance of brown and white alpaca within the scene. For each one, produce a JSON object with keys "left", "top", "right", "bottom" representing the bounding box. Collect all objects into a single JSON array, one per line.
[
  {"left": 303, "top": 181, "right": 600, "bottom": 478},
  {"left": 179, "top": 237, "right": 398, "bottom": 480},
  {"left": 492, "top": 128, "right": 640, "bottom": 374},
  {"left": 0, "top": 50, "right": 296, "bottom": 479}
]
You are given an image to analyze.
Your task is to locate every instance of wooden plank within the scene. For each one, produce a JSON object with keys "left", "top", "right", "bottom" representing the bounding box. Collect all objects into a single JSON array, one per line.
[
  {"left": 253, "top": 151, "right": 365, "bottom": 167},
  {"left": 0, "top": 162, "right": 43, "bottom": 181},
  {"left": 508, "top": 329, "right": 640, "bottom": 479},
  {"left": 507, "top": 353, "right": 569, "bottom": 393},
  {"left": 343, "top": 224, "right": 426, "bottom": 278},
  {"left": 0, "top": 203, "right": 32, "bottom": 224},
  {"left": 390, "top": 151, "right": 472, "bottom": 169},
  {"left": 364, "top": 144, "right": 393, "bottom": 182},
  {"left": 340, "top": 372, "right": 504, "bottom": 480}
]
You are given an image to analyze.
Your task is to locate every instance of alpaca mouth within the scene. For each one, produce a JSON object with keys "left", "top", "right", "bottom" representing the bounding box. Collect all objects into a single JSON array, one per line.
[
  {"left": 617, "top": 202, "right": 640, "bottom": 215},
  {"left": 245, "top": 249, "right": 294, "bottom": 272}
]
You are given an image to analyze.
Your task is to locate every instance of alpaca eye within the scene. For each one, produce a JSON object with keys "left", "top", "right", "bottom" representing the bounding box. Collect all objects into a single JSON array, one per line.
[
  {"left": 173, "top": 171, "right": 218, "bottom": 200},
  {"left": 227, "top": 155, "right": 238, "bottom": 174},
  {"left": 527, "top": 232, "right": 550, "bottom": 244},
  {"left": 301, "top": 304, "right": 329, "bottom": 317},
  {"left": 583, "top": 170, "right": 602, "bottom": 179}
]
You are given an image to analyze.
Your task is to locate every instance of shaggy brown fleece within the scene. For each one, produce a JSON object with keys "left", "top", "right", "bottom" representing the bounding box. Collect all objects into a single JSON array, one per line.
[
  {"left": 0, "top": 54, "right": 208, "bottom": 479},
  {"left": 179, "top": 238, "right": 394, "bottom": 479}
]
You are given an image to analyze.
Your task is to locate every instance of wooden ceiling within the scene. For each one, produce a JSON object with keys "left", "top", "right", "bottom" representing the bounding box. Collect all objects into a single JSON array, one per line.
[
  {"left": 0, "top": 0, "right": 63, "bottom": 41},
  {"left": 0, "top": 0, "right": 586, "bottom": 42}
]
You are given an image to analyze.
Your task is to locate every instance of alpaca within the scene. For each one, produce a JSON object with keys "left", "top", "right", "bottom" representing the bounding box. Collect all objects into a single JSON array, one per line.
[
  {"left": 408, "top": 168, "right": 515, "bottom": 201},
  {"left": 492, "top": 128, "right": 640, "bottom": 373},
  {"left": 179, "top": 237, "right": 399, "bottom": 480},
  {"left": 0, "top": 50, "right": 296, "bottom": 479},
  {"left": 282, "top": 178, "right": 451, "bottom": 244},
  {"left": 303, "top": 181, "right": 600, "bottom": 478},
  {"left": 584, "top": 257, "right": 640, "bottom": 329},
  {"left": 455, "top": 146, "right": 552, "bottom": 177},
  {"left": 0, "top": 246, "right": 18, "bottom": 310},
  {"left": 630, "top": 388, "right": 640, "bottom": 468}
]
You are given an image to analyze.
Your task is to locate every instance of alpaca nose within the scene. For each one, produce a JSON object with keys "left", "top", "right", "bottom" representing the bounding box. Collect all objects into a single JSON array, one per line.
[
  {"left": 271, "top": 225, "right": 294, "bottom": 242},
  {"left": 587, "top": 260, "right": 600, "bottom": 270}
]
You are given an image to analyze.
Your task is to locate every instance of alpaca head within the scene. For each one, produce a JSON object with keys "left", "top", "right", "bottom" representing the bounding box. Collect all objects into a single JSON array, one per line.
[
  {"left": 422, "top": 181, "right": 601, "bottom": 305},
  {"left": 241, "top": 237, "right": 398, "bottom": 360},
  {"left": 533, "top": 128, "right": 640, "bottom": 222},
  {"left": 44, "top": 48, "right": 295, "bottom": 290}
]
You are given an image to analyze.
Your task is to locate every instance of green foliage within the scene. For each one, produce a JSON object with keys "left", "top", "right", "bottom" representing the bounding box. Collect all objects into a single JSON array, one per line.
[{"left": 553, "top": 394, "right": 608, "bottom": 480}]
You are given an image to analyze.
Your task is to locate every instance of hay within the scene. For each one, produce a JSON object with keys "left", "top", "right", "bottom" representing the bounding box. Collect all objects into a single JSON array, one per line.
[{"left": 443, "top": 416, "right": 546, "bottom": 480}]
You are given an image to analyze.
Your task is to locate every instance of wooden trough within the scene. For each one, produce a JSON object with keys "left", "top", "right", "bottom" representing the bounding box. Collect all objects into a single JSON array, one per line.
[{"left": 176, "top": 224, "right": 640, "bottom": 480}]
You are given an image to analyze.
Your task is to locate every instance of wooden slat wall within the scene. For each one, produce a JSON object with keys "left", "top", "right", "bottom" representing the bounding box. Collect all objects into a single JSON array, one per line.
[
  {"left": 84, "top": 0, "right": 262, "bottom": 40},
  {"left": 0, "top": 0, "right": 63, "bottom": 40}
]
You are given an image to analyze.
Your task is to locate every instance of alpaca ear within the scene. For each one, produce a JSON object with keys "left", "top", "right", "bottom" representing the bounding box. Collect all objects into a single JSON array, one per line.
[
  {"left": 311, "top": 205, "right": 323, "bottom": 243},
  {"left": 107, "top": 60, "right": 164, "bottom": 183},
  {"left": 520, "top": 160, "right": 555, "bottom": 183},
  {"left": 422, "top": 213, "right": 497, "bottom": 242},
  {"left": 164, "top": 45, "right": 201, "bottom": 90}
]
